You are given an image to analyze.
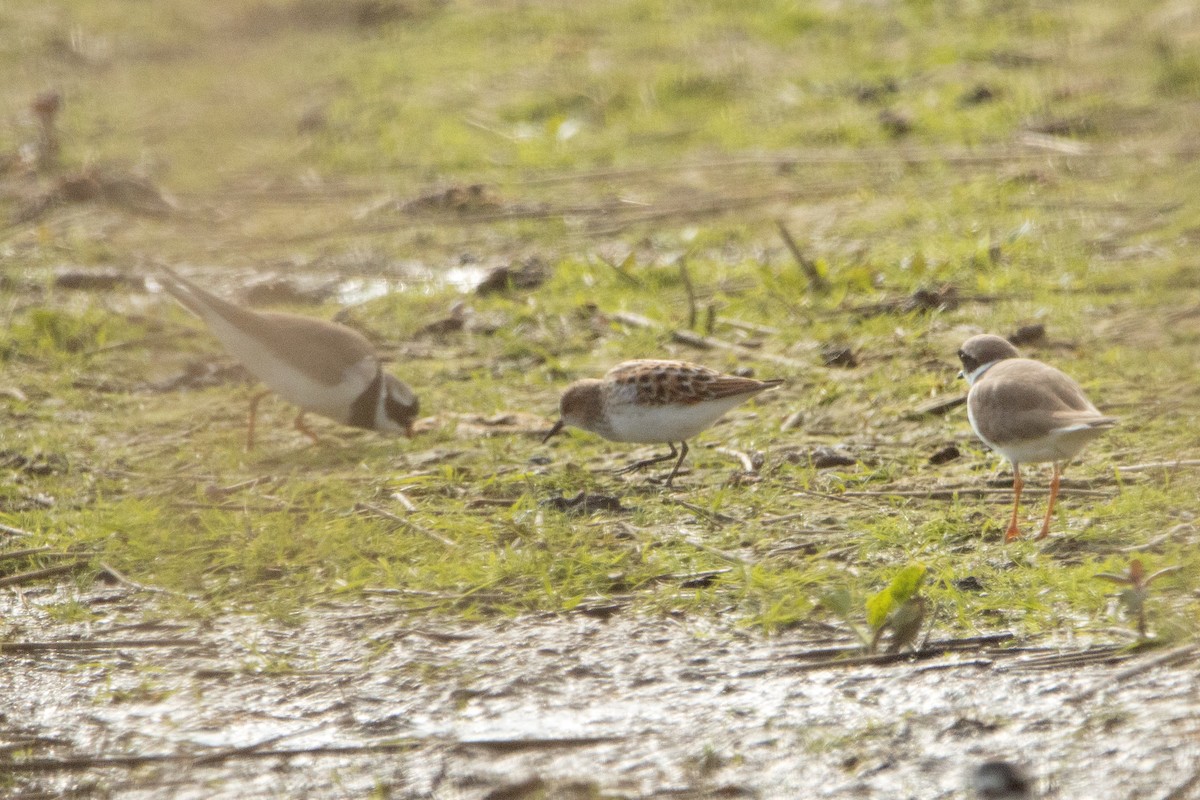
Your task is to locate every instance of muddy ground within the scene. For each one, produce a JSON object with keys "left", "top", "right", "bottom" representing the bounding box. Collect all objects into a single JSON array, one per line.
[{"left": 4, "top": 583, "right": 1198, "bottom": 799}]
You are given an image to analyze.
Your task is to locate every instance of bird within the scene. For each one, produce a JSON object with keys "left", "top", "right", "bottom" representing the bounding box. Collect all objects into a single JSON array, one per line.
[
  {"left": 958, "top": 334, "right": 1117, "bottom": 542},
  {"left": 543, "top": 359, "right": 782, "bottom": 487},
  {"left": 970, "top": 759, "right": 1033, "bottom": 799},
  {"left": 156, "top": 267, "right": 418, "bottom": 449}
]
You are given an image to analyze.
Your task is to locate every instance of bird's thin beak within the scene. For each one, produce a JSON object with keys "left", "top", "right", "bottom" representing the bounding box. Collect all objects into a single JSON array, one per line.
[{"left": 542, "top": 419, "right": 564, "bottom": 444}]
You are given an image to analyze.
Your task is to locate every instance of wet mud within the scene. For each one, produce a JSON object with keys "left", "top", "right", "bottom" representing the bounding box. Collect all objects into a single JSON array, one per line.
[{"left": 3, "top": 586, "right": 1198, "bottom": 799}]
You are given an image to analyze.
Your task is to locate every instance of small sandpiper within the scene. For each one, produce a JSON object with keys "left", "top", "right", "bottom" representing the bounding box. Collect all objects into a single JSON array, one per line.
[{"left": 544, "top": 359, "right": 782, "bottom": 486}]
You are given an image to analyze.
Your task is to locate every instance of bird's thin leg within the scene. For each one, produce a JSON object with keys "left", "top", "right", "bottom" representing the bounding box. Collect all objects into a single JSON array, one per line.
[
  {"left": 1004, "top": 463, "right": 1024, "bottom": 543},
  {"left": 294, "top": 411, "right": 322, "bottom": 445},
  {"left": 663, "top": 441, "right": 689, "bottom": 488},
  {"left": 615, "top": 442, "right": 679, "bottom": 475},
  {"left": 1037, "top": 463, "right": 1063, "bottom": 540},
  {"left": 246, "top": 390, "right": 271, "bottom": 451}
]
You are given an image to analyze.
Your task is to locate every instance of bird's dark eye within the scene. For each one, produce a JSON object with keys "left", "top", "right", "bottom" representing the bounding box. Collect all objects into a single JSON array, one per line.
[{"left": 957, "top": 349, "right": 980, "bottom": 373}]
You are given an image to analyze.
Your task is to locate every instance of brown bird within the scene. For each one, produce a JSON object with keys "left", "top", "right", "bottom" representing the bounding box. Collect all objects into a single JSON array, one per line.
[
  {"left": 958, "top": 334, "right": 1117, "bottom": 541},
  {"left": 158, "top": 267, "right": 418, "bottom": 449},
  {"left": 544, "top": 359, "right": 782, "bottom": 486}
]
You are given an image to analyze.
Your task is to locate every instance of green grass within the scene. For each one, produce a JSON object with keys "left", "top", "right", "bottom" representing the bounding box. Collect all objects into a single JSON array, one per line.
[{"left": 0, "top": 0, "right": 1198, "bottom": 647}]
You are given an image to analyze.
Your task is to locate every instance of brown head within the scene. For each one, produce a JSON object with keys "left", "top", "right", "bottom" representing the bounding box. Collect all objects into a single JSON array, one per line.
[
  {"left": 543, "top": 379, "right": 606, "bottom": 443},
  {"left": 958, "top": 334, "right": 1020, "bottom": 385}
]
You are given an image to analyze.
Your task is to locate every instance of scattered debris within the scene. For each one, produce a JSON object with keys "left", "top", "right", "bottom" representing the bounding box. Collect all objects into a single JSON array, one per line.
[
  {"left": 54, "top": 269, "right": 147, "bottom": 292},
  {"left": 807, "top": 446, "right": 857, "bottom": 469},
  {"left": 1006, "top": 323, "right": 1046, "bottom": 347},
  {"left": 953, "top": 575, "right": 985, "bottom": 592},
  {"left": 0, "top": 450, "right": 69, "bottom": 476},
  {"left": 16, "top": 168, "right": 176, "bottom": 223},
  {"left": 879, "top": 107, "right": 914, "bottom": 137},
  {"left": 820, "top": 344, "right": 858, "bottom": 369},
  {"left": 416, "top": 302, "right": 469, "bottom": 337},
  {"left": 852, "top": 77, "right": 899, "bottom": 103},
  {"left": 541, "top": 492, "right": 629, "bottom": 514},
  {"left": 240, "top": 276, "right": 336, "bottom": 306},
  {"left": 413, "top": 411, "right": 551, "bottom": 438},
  {"left": 146, "top": 361, "right": 252, "bottom": 393},
  {"left": 959, "top": 84, "right": 997, "bottom": 106},
  {"left": 779, "top": 410, "right": 804, "bottom": 431},
  {"left": 905, "top": 284, "right": 959, "bottom": 312},
  {"left": 401, "top": 183, "right": 501, "bottom": 216},
  {"left": 970, "top": 760, "right": 1033, "bottom": 800},
  {"left": 474, "top": 256, "right": 548, "bottom": 296},
  {"left": 848, "top": 284, "right": 960, "bottom": 317},
  {"left": 928, "top": 444, "right": 961, "bottom": 465},
  {"left": 911, "top": 394, "right": 967, "bottom": 417}
]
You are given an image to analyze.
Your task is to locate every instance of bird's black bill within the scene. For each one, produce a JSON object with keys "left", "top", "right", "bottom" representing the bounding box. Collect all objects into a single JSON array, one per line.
[{"left": 542, "top": 419, "right": 565, "bottom": 444}]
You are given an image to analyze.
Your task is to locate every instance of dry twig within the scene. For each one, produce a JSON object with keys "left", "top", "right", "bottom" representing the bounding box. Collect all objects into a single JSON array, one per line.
[
  {"left": 356, "top": 502, "right": 458, "bottom": 548},
  {"left": 775, "top": 219, "right": 829, "bottom": 294}
]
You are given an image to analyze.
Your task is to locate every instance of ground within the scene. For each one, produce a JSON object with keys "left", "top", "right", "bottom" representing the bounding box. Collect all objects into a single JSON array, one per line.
[{"left": 1, "top": 1, "right": 1199, "bottom": 798}]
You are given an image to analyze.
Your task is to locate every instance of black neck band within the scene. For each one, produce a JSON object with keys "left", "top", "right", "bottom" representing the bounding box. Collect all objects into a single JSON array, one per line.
[{"left": 347, "top": 369, "right": 383, "bottom": 430}]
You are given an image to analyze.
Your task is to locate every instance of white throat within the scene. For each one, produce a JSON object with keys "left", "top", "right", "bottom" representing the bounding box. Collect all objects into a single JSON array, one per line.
[{"left": 964, "top": 360, "right": 1000, "bottom": 387}]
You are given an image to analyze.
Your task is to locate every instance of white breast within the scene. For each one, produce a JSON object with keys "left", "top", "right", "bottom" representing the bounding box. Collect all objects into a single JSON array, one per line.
[{"left": 604, "top": 396, "right": 752, "bottom": 443}]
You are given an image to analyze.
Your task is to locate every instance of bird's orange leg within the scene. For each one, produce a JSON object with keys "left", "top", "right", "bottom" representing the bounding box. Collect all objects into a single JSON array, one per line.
[
  {"left": 246, "top": 390, "right": 271, "bottom": 451},
  {"left": 294, "top": 411, "right": 321, "bottom": 445},
  {"left": 1004, "top": 464, "right": 1024, "bottom": 543},
  {"left": 1037, "top": 463, "right": 1062, "bottom": 540}
]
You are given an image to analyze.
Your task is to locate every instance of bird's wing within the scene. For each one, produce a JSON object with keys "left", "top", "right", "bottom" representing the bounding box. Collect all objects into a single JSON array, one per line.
[{"left": 607, "top": 360, "right": 780, "bottom": 406}]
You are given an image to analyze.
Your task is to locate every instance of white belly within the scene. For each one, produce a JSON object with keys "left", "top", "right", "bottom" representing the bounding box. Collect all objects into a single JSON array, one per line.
[
  {"left": 604, "top": 396, "right": 750, "bottom": 443},
  {"left": 970, "top": 405, "right": 1105, "bottom": 465},
  {"left": 203, "top": 316, "right": 372, "bottom": 423}
]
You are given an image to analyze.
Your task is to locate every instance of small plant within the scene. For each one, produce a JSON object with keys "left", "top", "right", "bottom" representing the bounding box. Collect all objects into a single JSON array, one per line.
[
  {"left": 1095, "top": 559, "right": 1180, "bottom": 640},
  {"left": 822, "top": 564, "right": 928, "bottom": 654}
]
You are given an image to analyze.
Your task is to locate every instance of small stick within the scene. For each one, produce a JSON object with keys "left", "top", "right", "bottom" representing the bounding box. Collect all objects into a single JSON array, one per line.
[
  {"left": 206, "top": 476, "right": 276, "bottom": 499},
  {"left": 714, "top": 447, "right": 757, "bottom": 473},
  {"left": 678, "top": 256, "right": 698, "bottom": 329},
  {"left": 596, "top": 253, "right": 642, "bottom": 287},
  {"left": 776, "top": 219, "right": 829, "bottom": 293},
  {"left": 98, "top": 562, "right": 193, "bottom": 598},
  {"left": 1117, "top": 459, "right": 1200, "bottom": 473},
  {"left": 1069, "top": 643, "right": 1200, "bottom": 704},
  {"left": 679, "top": 533, "right": 752, "bottom": 566},
  {"left": 0, "top": 638, "right": 205, "bottom": 653},
  {"left": 611, "top": 311, "right": 807, "bottom": 369},
  {"left": 669, "top": 330, "right": 808, "bottom": 369},
  {"left": 192, "top": 722, "right": 333, "bottom": 766},
  {"left": 0, "top": 561, "right": 86, "bottom": 587},
  {"left": 391, "top": 490, "right": 417, "bottom": 512},
  {"left": 4, "top": 742, "right": 416, "bottom": 772},
  {"left": 356, "top": 502, "right": 458, "bottom": 548},
  {"left": 839, "top": 486, "right": 1114, "bottom": 499},
  {"left": 717, "top": 317, "right": 780, "bottom": 336},
  {"left": 0, "top": 522, "right": 33, "bottom": 537},
  {"left": 662, "top": 497, "right": 742, "bottom": 525},
  {"left": 0, "top": 546, "right": 52, "bottom": 562},
  {"left": 1118, "top": 524, "right": 1192, "bottom": 552}
]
